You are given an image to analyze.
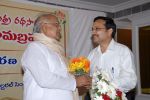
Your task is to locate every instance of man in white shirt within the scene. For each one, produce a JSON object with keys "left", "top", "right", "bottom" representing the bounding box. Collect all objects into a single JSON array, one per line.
[
  {"left": 21, "top": 13, "right": 91, "bottom": 100},
  {"left": 88, "top": 16, "right": 137, "bottom": 99}
]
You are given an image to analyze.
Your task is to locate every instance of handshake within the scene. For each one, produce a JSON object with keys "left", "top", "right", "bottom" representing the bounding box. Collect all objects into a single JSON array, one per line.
[{"left": 75, "top": 75, "right": 92, "bottom": 95}]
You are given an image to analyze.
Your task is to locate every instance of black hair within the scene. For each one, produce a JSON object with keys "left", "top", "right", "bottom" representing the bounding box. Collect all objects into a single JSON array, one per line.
[{"left": 94, "top": 16, "right": 116, "bottom": 38}]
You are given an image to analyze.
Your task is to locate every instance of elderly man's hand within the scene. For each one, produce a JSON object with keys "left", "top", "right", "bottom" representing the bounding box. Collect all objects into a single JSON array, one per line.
[
  {"left": 78, "top": 86, "right": 89, "bottom": 96},
  {"left": 75, "top": 75, "right": 92, "bottom": 88},
  {"left": 75, "top": 75, "right": 92, "bottom": 96}
]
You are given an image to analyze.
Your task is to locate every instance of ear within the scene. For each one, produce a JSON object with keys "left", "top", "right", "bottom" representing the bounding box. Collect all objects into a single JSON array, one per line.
[
  {"left": 108, "top": 28, "right": 113, "bottom": 37},
  {"left": 40, "top": 23, "right": 47, "bottom": 33}
]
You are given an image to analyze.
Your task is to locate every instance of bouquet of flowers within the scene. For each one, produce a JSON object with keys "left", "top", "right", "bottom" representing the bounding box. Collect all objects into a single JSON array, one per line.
[
  {"left": 91, "top": 69, "right": 127, "bottom": 100},
  {"left": 68, "top": 57, "right": 90, "bottom": 76}
]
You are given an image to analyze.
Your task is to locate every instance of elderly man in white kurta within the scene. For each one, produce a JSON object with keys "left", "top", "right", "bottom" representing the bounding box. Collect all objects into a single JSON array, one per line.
[
  {"left": 88, "top": 16, "right": 137, "bottom": 96},
  {"left": 21, "top": 14, "right": 91, "bottom": 100}
]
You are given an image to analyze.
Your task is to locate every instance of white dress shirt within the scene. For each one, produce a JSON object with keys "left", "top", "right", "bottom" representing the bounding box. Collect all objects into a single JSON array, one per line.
[
  {"left": 88, "top": 39, "right": 137, "bottom": 93},
  {"left": 21, "top": 41, "right": 76, "bottom": 100}
]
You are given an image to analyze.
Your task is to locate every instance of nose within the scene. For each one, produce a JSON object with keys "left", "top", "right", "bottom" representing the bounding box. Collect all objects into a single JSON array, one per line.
[
  {"left": 57, "top": 25, "right": 61, "bottom": 30},
  {"left": 91, "top": 30, "right": 97, "bottom": 35}
]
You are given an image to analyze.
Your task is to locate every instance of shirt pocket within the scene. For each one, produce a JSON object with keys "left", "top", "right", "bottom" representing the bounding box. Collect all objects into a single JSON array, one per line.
[{"left": 110, "top": 57, "right": 121, "bottom": 79}]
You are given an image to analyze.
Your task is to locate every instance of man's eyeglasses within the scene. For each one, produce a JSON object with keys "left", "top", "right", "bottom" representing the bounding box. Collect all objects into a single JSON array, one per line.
[
  {"left": 43, "top": 22, "right": 60, "bottom": 27},
  {"left": 91, "top": 27, "right": 106, "bottom": 32}
]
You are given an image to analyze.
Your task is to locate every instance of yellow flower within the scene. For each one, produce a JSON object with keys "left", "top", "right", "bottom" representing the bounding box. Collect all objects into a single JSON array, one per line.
[{"left": 68, "top": 57, "right": 90, "bottom": 75}]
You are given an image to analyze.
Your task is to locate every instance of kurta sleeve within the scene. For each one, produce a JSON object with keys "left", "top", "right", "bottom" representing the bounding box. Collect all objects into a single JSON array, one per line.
[{"left": 21, "top": 43, "right": 76, "bottom": 91}]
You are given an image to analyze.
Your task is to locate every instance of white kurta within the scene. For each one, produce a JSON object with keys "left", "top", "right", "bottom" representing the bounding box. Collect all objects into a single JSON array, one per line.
[
  {"left": 88, "top": 39, "right": 137, "bottom": 93},
  {"left": 21, "top": 41, "right": 76, "bottom": 100}
]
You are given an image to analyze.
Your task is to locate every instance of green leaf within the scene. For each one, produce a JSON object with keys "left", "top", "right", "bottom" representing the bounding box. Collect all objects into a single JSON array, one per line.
[
  {"left": 97, "top": 74, "right": 102, "bottom": 80},
  {"left": 75, "top": 69, "right": 86, "bottom": 76}
]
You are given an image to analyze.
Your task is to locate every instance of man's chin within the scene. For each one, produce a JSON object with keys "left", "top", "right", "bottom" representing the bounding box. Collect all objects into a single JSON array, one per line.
[
  {"left": 56, "top": 37, "right": 61, "bottom": 41},
  {"left": 93, "top": 41, "right": 99, "bottom": 44},
  {"left": 92, "top": 38, "right": 99, "bottom": 43},
  {"left": 92, "top": 42, "right": 99, "bottom": 48},
  {"left": 56, "top": 38, "right": 60, "bottom": 41}
]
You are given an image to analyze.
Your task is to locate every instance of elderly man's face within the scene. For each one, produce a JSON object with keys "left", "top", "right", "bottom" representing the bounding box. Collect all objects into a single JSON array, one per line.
[{"left": 41, "top": 15, "right": 61, "bottom": 41}]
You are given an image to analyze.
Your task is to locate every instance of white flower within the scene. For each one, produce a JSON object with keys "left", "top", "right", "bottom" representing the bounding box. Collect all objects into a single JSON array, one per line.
[
  {"left": 110, "top": 82, "right": 118, "bottom": 88},
  {"left": 92, "top": 76, "right": 100, "bottom": 83},
  {"left": 101, "top": 71, "right": 111, "bottom": 81},
  {"left": 91, "top": 68, "right": 127, "bottom": 100},
  {"left": 122, "top": 92, "right": 127, "bottom": 100},
  {"left": 97, "top": 81, "right": 109, "bottom": 94},
  {"left": 107, "top": 85, "right": 116, "bottom": 99},
  {"left": 93, "top": 70, "right": 100, "bottom": 77},
  {"left": 94, "top": 95, "right": 103, "bottom": 100}
]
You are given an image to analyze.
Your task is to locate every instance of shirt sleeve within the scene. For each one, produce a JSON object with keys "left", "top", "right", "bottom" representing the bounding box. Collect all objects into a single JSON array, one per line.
[
  {"left": 112, "top": 48, "right": 137, "bottom": 92},
  {"left": 88, "top": 50, "right": 94, "bottom": 77},
  {"left": 21, "top": 43, "right": 76, "bottom": 91}
]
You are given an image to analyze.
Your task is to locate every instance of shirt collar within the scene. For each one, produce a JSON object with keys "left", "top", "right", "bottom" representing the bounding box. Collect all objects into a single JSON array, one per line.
[
  {"left": 107, "top": 39, "right": 115, "bottom": 50},
  {"left": 97, "top": 39, "right": 115, "bottom": 53}
]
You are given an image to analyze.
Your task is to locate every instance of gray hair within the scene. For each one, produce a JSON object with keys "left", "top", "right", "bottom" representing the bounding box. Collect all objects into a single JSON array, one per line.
[{"left": 32, "top": 13, "right": 56, "bottom": 33}]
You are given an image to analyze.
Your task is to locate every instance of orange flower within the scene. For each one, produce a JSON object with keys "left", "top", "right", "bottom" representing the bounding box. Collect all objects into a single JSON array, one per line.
[
  {"left": 71, "top": 58, "right": 80, "bottom": 63},
  {"left": 68, "top": 56, "right": 90, "bottom": 75}
]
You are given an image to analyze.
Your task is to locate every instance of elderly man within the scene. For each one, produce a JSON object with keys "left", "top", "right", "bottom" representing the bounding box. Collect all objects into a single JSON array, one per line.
[{"left": 21, "top": 14, "right": 90, "bottom": 100}]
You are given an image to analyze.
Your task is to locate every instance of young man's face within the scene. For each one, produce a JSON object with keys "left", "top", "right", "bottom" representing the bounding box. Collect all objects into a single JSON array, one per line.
[{"left": 91, "top": 19, "right": 111, "bottom": 44}]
